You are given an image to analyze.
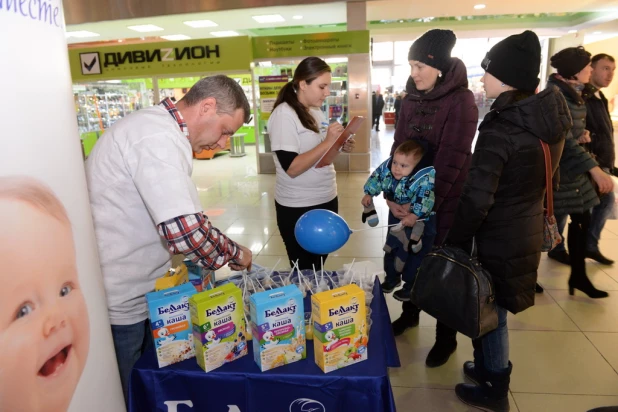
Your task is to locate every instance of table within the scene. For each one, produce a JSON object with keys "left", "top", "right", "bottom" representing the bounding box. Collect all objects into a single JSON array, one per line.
[{"left": 129, "top": 282, "right": 400, "bottom": 412}]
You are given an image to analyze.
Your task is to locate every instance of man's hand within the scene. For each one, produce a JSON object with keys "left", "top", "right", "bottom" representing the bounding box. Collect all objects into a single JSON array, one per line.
[
  {"left": 590, "top": 166, "right": 614, "bottom": 194},
  {"left": 386, "top": 199, "right": 411, "bottom": 220},
  {"left": 401, "top": 213, "right": 419, "bottom": 228},
  {"left": 229, "top": 245, "right": 252, "bottom": 271}
]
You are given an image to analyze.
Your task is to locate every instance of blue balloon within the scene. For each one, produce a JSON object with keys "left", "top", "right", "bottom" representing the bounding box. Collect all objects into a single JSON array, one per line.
[{"left": 294, "top": 209, "right": 352, "bottom": 255}]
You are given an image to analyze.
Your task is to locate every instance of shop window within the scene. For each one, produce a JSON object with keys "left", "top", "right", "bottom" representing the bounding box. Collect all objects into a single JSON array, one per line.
[{"left": 372, "top": 42, "right": 394, "bottom": 62}]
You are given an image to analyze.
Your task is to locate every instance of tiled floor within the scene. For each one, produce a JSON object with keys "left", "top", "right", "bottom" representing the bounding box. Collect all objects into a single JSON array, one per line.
[{"left": 191, "top": 128, "right": 618, "bottom": 412}]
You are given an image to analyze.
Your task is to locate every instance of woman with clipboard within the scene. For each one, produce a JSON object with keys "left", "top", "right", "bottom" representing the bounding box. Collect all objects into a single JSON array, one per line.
[{"left": 268, "top": 57, "right": 356, "bottom": 270}]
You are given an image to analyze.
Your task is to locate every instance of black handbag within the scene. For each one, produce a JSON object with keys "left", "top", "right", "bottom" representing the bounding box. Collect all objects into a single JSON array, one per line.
[{"left": 411, "top": 241, "right": 498, "bottom": 339}]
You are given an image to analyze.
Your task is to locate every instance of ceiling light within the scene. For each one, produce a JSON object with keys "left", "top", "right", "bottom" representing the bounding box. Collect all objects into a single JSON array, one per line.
[
  {"left": 183, "top": 19, "right": 218, "bottom": 28},
  {"left": 210, "top": 30, "right": 240, "bottom": 37},
  {"left": 252, "top": 14, "right": 285, "bottom": 24},
  {"left": 474, "top": 4, "right": 486, "bottom": 9},
  {"left": 593, "top": 31, "right": 602, "bottom": 34},
  {"left": 65, "top": 30, "right": 100, "bottom": 38},
  {"left": 292, "top": 15, "right": 303, "bottom": 20},
  {"left": 127, "top": 24, "right": 164, "bottom": 33},
  {"left": 568, "top": 30, "right": 577, "bottom": 34},
  {"left": 160, "top": 34, "right": 191, "bottom": 41}
]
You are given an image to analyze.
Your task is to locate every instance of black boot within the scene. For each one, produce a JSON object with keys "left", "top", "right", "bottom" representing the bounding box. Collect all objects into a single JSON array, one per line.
[
  {"left": 456, "top": 362, "right": 512, "bottom": 412},
  {"left": 568, "top": 221, "right": 609, "bottom": 299},
  {"left": 392, "top": 302, "right": 420, "bottom": 336},
  {"left": 426, "top": 321, "right": 457, "bottom": 367},
  {"left": 535, "top": 283, "right": 544, "bottom": 294}
]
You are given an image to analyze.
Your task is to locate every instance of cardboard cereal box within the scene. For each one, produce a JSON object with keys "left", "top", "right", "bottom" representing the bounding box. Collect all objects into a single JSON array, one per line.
[
  {"left": 154, "top": 263, "right": 189, "bottom": 292},
  {"left": 312, "top": 284, "right": 368, "bottom": 373},
  {"left": 146, "top": 282, "right": 197, "bottom": 368},
  {"left": 184, "top": 259, "right": 216, "bottom": 292},
  {"left": 250, "top": 285, "right": 306, "bottom": 372},
  {"left": 189, "top": 283, "right": 248, "bottom": 372}
]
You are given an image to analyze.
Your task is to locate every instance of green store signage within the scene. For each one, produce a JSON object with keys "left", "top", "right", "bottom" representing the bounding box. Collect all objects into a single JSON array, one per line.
[
  {"left": 69, "top": 36, "right": 253, "bottom": 81},
  {"left": 252, "top": 30, "right": 369, "bottom": 59}
]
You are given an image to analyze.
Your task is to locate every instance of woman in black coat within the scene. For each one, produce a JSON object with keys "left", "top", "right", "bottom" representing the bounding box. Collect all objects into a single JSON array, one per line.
[
  {"left": 546, "top": 46, "right": 614, "bottom": 298},
  {"left": 446, "top": 31, "right": 567, "bottom": 412}
]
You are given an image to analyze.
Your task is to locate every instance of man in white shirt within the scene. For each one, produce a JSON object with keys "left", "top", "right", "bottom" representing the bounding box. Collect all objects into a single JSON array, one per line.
[{"left": 86, "top": 75, "right": 253, "bottom": 403}]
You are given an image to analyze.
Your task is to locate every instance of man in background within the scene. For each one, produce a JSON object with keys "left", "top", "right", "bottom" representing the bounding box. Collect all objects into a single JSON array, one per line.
[{"left": 585, "top": 53, "right": 616, "bottom": 265}]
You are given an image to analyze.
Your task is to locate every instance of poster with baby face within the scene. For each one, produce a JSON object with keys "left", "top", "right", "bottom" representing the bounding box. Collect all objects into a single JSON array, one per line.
[{"left": 0, "top": 3, "right": 125, "bottom": 412}]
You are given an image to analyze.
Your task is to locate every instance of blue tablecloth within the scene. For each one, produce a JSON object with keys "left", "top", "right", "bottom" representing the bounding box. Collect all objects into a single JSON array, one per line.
[{"left": 129, "top": 281, "right": 400, "bottom": 412}]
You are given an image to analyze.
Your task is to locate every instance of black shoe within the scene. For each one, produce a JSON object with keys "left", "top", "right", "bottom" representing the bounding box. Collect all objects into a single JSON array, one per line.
[
  {"left": 381, "top": 278, "right": 402, "bottom": 293},
  {"left": 392, "top": 305, "right": 420, "bottom": 337},
  {"left": 426, "top": 339, "right": 457, "bottom": 368},
  {"left": 548, "top": 249, "right": 570, "bottom": 265},
  {"left": 586, "top": 250, "right": 615, "bottom": 266},
  {"left": 463, "top": 361, "right": 481, "bottom": 385},
  {"left": 535, "top": 283, "right": 544, "bottom": 294},
  {"left": 393, "top": 287, "right": 411, "bottom": 302},
  {"left": 455, "top": 362, "right": 512, "bottom": 412}
]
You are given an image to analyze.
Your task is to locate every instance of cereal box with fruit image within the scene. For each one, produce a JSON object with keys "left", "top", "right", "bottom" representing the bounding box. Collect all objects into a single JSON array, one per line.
[{"left": 312, "top": 284, "right": 368, "bottom": 373}]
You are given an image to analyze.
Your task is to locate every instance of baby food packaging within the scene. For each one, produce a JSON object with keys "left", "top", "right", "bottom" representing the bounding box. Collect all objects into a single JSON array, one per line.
[
  {"left": 184, "top": 259, "right": 216, "bottom": 292},
  {"left": 154, "top": 263, "right": 189, "bottom": 292},
  {"left": 250, "top": 285, "right": 306, "bottom": 372},
  {"left": 146, "top": 282, "right": 197, "bottom": 368},
  {"left": 312, "top": 284, "right": 368, "bottom": 373},
  {"left": 189, "top": 283, "right": 248, "bottom": 372}
]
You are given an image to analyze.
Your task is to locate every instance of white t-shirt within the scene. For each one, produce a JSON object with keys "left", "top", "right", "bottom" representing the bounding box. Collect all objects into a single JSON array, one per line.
[
  {"left": 268, "top": 103, "right": 337, "bottom": 207},
  {"left": 86, "top": 105, "right": 202, "bottom": 325}
]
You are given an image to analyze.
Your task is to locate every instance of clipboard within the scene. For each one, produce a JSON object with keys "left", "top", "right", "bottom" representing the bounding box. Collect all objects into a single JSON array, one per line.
[{"left": 315, "top": 116, "right": 365, "bottom": 168}]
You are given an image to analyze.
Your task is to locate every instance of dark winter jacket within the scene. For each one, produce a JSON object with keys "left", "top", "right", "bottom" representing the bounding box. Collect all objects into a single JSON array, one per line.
[
  {"left": 585, "top": 88, "right": 615, "bottom": 172},
  {"left": 447, "top": 88, "right": 568, "bottom": 314},
  {"left": 546, "top": 75, "right": 600, "bottom": 215},
  {"left": 394, "top": 97, "right": 402, "bottom": 114},
  {"left": 391, "top": 58, "right": 479, "bottom": 244}
]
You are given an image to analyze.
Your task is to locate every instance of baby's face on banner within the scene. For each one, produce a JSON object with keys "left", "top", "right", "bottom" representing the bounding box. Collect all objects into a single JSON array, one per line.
[{"left": 0, "top": 200, "right": 90, "bottom": 412}]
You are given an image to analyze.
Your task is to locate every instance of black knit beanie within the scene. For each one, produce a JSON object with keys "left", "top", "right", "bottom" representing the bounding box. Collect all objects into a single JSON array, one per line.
[
  {"left": 480, "top": 30, "right": 541, "bottom": 92},
  {"left": 550, "top": 46, "right": 592, "bottom": 79},
  {"left": 408, "top": 29, "right": 456, "bottom": 73}
]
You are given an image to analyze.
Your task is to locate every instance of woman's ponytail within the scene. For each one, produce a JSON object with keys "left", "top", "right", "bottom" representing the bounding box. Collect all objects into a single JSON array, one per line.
[{"left": 271, "top": 57, "right": 331, "bottom": 134}]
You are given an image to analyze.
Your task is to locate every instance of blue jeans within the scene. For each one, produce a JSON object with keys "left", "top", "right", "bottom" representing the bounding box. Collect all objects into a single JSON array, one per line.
[
  {"left": 587, "top": 191, "right": 615, "bottom": 252},
  {"left": 111, "top": 319, "right": 152, "bottom": 406},
  {"left": 552, "top": 214, "right": 569, "bottom": 253},
  {"left": 384, "top": 212, "right": 437, "bottom": 287},
  {"left": 473, "top": 305, "right": 509, "bottom": 373}
]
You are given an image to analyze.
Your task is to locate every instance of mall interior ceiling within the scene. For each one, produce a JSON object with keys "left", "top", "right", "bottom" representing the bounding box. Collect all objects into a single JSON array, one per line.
[{"left": 64, "top": 0, "right": 618, "bottom": 47}]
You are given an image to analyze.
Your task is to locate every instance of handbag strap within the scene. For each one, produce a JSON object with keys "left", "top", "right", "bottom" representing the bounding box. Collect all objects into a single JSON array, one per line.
[{"left": 539, "top": 140, "right": 554, "bottom": 216}]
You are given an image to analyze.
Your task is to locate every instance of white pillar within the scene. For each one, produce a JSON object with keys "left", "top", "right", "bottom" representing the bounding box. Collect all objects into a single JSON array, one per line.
[{"left": 0, "top": 2, "right": 125, "bottom": 412}]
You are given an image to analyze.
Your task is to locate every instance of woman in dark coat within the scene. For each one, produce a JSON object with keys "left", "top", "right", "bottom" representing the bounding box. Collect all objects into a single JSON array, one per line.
[
  {"left": 546, "top": 46, "right": 614, "bottom": 298},
  {"left": 446, "top": 31, "right": 567, "bottom": 412},
  {"left": 386, "top": 29, "right": 479, "bottom": 368}
]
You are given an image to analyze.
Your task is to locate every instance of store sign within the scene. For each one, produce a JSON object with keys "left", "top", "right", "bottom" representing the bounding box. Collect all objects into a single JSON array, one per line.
[
  {"left": 258, "top": 75, "right": 288, "bottom": 120},
  {"left": 252, "top": 31, "right": 369, "bottom": 59},
  {"left": 69, "top": 36, "right": 253, "bottom": 81}
]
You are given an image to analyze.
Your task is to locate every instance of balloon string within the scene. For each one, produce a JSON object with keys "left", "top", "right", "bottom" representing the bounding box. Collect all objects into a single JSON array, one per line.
[{"left": 351, "top": 218, "right": 427, "bottom": 233}]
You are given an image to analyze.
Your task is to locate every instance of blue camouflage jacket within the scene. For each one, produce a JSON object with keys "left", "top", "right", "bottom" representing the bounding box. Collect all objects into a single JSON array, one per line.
[{"left": 364, "top": 158, "right": 435, "bottom": 219}]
